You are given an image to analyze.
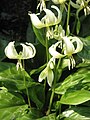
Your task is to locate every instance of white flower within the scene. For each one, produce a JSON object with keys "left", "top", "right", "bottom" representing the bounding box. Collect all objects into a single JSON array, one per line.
[
  {"left": 63, "top": 36, "right": 83, "bottom": 56},
  {"left": 29, "top": 5, "right": 62, "bottom": 29},
  {"left": 38, "top": 58, "right": 55, "bottom": 86},
  {"left": 70, "top": 0, "right": 90, "bottom": 16},
  {"left": 63, "top": 36, "right": 83, "bottom": 70},
  {"left": 49, "top": 36, "right": 83, "bottom": 70},
  {"left": 5, "top": 41, "right": 36, "bottom": 70}
]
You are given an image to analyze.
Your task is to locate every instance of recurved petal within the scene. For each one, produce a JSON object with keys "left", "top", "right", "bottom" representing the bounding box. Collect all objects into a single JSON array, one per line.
[
  {"left": 42, "top": 8, "right": 57, "bottom": 26},
  {"left": 71, "top": 37, "right": 83, "bottom": 53},
  {"left": 28, "top": 13, "right": 45, "bottom": 29},
  {"left": 41, "top": 5, "right": 62, "bottom": 27},
  {"left": 47, "top": 68, "right": 54, "bottom": 87},
  {"left": 49, "top": 42, "right": 65, "bottom": 58},
  {"left": 5, "top": 41, "right": 18, "bottom": 59},
  {"left": 63, "top": 36, "right": 75, "bottom": 56},
  {"left": 38, "top": 67, "right": 48, "bottom": 82},
  {"left": 51, "top": 5, "right": 62, "bottom": 24},
  {"left": 21, "top": 42, "right": 36, "bottom": 59}
]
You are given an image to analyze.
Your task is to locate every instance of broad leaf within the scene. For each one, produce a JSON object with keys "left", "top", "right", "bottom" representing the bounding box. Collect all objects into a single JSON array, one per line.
[
  {"left": 29, "top": 84, "right": 45, "bottom": 109},
  {"left": 78, "top": 36, "right": 90, "bottom": 60},
  {"left": 0, "top": 62, "right": 38, "bottom": 91},
  {"left": 16, "top": 108, "right": 43, "bottom": 120},
  {"left": 0, "top": 87, "right": 28, "bottom": 120},
  {"left": 33, "top": 26, "right": 46, "bottom": 46},
  {"left": 79, "top": 15, "right": 90, "bottom": 37},
  {"left": 30, "top": 64, "right": 46, "bottom": 76},
  {"left": 37, "top": 113, "right": 56, "bottom": 120},
  {"left": 62, "top": 106, "right": 90, "bottom": 120},
  {"left": 55, "top": 63, "right": 90, "bottom": 95},
  {"left": 60, "top": 90, "right": 90, "bottom": 105}
]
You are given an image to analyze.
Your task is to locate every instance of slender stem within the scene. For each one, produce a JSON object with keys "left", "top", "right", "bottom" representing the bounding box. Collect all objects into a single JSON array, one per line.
[
  {"left": 44, "top": 27, "right": 49, "bottom": 89},
  {"left": 72, "top": 7, "right": 83, "bottom": 34},
  {"left": 66, "top": 0, "right": 70, "bottom": 36},
  {"left": 46, "top": 59, "right": 61, "bottom": 115},
  {"left": 22, "top": 60, "right": 31, "bottom": 108},
  {"left": 46, "top": 89, "right": 55, "bottom": 115},
  {"left": 46, "top": 28, "right": 49, "bottom": 63}
]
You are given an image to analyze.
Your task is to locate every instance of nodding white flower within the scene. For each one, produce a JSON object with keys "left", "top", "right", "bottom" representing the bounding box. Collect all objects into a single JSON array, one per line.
[
  {"left": 70, "top": 0, "right": 90, "bottom": 16},
  {"left": 29, "top": 5, "right": 62, "bottom": 29},
  {"left": 52, "top": 0, "right": 66, "bottom": 4},
  {"left": 49, "top": 36, "right": 83, "bottom": 70},
  {"left": 5, "top": 41, "right": 36, "bottom": 70},
  {"left": 63, "top": 36, "right": 83, "bottom": 70},
  {"left": 63, "top": 36, "right": 83, "bottom": 56},
  {"left": 38, "top": 58, "right": 55, "bottom": 87}
]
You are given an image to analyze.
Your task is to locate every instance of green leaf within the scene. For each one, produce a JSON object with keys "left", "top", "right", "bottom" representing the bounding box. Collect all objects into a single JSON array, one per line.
[
  {"left": 26, "top": 23, "right": 37, "bottom": 43},
  {"left": 0, "top": 87, "right": 25, "bottom": 108},
  {"left": 79, "top": 15, "right": 90, "bottom": 37},
  {"left": 16, "top": 108, "right": 43, "bottom": 120},
  {"left": 60, "top": 90, "right": 90, "bottom": 105},
  {"left": 55, "top": 63, "right": 90, "bottom": 95},
  {"left": 78, "top": 36, "right": 90, "bottom": 60},
  {"left": 0, "top": 87, "right": 28, "bottom": 120},
  {"left": 30, "top": 64, "right": 46, "bottom": 76},
  {"left": 33, "top": 26, "right": 46, "bottom": 46},
  {"left": 0, "top": 62, "right": 38, "bottom": 91},
  {"left": 62, "top": 106, "right": 90, "bottom": 120},
  {"left": 0, "top": 62, "right": 45, "bottom": 110},
  {"left": 29, "top": 84, "right": 45, "bottom": 109},
  {"left": 36, "top": 113, "right": 56, "bottom": 120}
]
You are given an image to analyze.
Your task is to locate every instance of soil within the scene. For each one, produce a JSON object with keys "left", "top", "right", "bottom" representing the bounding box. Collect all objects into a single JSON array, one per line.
[{"left": 0, "top": 0, "right": 37, "bottom": 42}]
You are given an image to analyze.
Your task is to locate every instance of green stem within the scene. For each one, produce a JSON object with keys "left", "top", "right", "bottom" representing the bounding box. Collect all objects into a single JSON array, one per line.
[
  {"left": 44, "top": 28, "right": 49, "bottom": 89},
  {"left": 66, "top": 0, "right": 70, "bottom": 36},
  {"left": 22, "top": 60, "right": 31, "bottom": 108},
  {"left": 46, "top": 28, "right": 49, "bottom": 63},
  {"left": 46, "top": 59, "right": 61, "bottom": 115},
  {"left": 46, "top": 89, "right": 55, "bottom": 115},
  {"left": 72, "top": 7, "right": 83, "bottom": 34}
]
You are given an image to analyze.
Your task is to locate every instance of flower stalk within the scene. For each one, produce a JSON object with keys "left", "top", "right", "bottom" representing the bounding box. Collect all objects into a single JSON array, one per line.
[{"left": 66, "top": 0, "right": 70, "bottom": 36}]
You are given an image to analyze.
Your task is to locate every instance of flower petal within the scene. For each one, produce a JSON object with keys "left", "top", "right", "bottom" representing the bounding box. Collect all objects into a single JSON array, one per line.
[
  {"left": 63, "top": 36, "right": 75, "bottom": 56},
  {"left": 28, "top": 13, "right": 45, "bottom": 29},
  {"left": 38, "top": 67, "right": 48, "bottom": 82},
  {"left": 5, "top": 41, "right": 18, "bottom": 59},
  {"left": 52, "top": 0, "right": 60, "bottom": 4},
  {"left": 52, "top": 0, "right": 66, "bottom": 4},
  {"left": 20, "top": 42, "right": 36, "bottom": 59},
  {"left": 51, "top": 5, "right": 62, "bottom": 24},
  {"left": 71, "top": 37, "right": 83, "bottom": 53},
  {"left": 42, "top": 5, "right": 62, "bottom": 26},
  {"left": 47, "top": 68, "right": 54, "bottom": 87},
  {"left": 29, "top": 6, "right": 62, "bottom": 29},
  {"left": 49, "top": 42, "right": 65, "bottom": 58},
  {"left": 41, "top": 8, "right": 57, "bottom": 26}
]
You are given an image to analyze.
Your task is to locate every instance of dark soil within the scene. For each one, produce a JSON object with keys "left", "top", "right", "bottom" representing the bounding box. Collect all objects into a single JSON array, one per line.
[{"left": 0, "top": 0, "right": 37, "bottom": 42}]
